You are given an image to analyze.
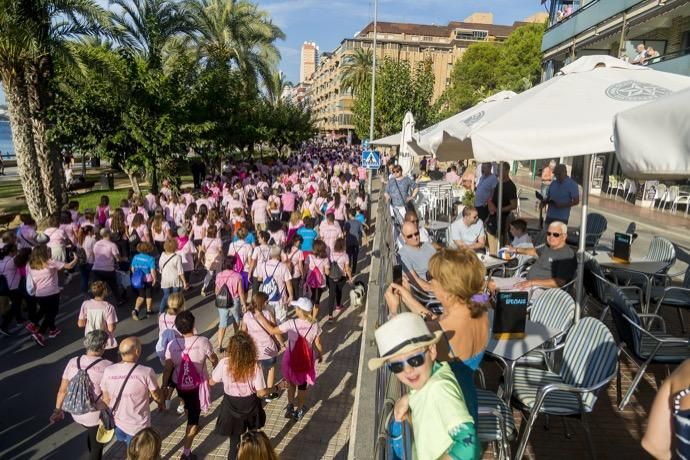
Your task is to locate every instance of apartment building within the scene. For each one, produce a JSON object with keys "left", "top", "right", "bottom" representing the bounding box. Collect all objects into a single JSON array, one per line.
[
  {"left": 308, "top": 13, "right": 536, "bottom": 138},
  {"left": 300, "top": 41, "right": 319, "bottom": 83}
]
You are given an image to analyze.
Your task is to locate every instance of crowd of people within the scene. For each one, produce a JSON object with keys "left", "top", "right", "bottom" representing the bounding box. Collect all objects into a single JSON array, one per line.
[
  {"left": 0, "top": 142, "right": 370, "bottom": 459},
  {"left": 372, "top": 158, "right": 583, "bottom": 459}
]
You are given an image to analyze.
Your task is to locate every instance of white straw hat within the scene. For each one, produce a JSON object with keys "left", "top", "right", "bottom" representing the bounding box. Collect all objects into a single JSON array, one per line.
[{"left": 368, "top": 312, "right": 442, "bottom": 371}]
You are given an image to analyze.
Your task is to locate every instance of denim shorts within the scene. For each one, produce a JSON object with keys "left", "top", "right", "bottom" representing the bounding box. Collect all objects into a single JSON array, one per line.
[
  {"left": 217, "top": 297, "right": 242, "bottom": 328},
  {"left": 115, "top": 426, "right": 134, "bottom": 445},
  {"left": 260, "top": 357, "right": 277, "bottom": 372}
]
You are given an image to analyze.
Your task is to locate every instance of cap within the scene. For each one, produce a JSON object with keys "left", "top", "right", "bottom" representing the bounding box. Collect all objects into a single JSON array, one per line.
[{"left": 289, "top": 297, "right": 313, "bottom": 313}]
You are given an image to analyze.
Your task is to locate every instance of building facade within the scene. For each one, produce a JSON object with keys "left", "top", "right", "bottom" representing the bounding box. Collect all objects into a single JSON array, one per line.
[
  {"left": 300, "top": 41, "right": 319, "bottom": 83},
  {"left": 307, "top": 13, "right": 535, "bottom": 137}
]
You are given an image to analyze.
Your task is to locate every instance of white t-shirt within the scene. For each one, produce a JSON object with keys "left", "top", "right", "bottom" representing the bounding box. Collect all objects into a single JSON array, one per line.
[{"left": 449, "top": 218, "right": 485, "bottom": 248}]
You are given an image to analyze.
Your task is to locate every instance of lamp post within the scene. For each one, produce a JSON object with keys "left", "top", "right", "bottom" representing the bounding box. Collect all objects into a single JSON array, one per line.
[{"left": 366, "top": 0, "right": 377, "bottom": 195}]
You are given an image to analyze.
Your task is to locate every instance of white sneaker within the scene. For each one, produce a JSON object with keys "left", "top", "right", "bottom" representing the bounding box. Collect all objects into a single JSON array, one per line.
[{"left": 177, "top": 404, "right": 185, "bottom": 415}]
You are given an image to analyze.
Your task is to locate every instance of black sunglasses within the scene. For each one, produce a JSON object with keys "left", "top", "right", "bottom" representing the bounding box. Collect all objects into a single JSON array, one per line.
[
  {"left": 546, "top": 232, "right": 562, "bottom": 237},
  {"left": 387, "top": 352, "right": 426, "bottom": 374},
  {"left": 405, "top": 231, "right": 420, "bottom": 239}
]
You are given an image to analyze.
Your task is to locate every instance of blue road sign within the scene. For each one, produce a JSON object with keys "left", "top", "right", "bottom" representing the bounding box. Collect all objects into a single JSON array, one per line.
[{"left": 361, "top": 150, "right": 381, "bottom": 170}]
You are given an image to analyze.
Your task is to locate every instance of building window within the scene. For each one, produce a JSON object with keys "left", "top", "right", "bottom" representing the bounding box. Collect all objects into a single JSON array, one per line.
[{"left": 455, "top": 29, "right": 488, "bottom": 41}]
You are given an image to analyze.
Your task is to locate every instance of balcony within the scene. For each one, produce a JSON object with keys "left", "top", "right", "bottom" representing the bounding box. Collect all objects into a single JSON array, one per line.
[
  {"left": 647, "top": 48, "right": 690, "bottom": 76},
  {"left": 542, "top": 0, "right": 646, "bottom": 52}
]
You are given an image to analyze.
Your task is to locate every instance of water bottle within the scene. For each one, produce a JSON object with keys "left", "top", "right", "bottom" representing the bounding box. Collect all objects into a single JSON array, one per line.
[{"left": 389, "top": 419, "right": 404, "bottom": 460}]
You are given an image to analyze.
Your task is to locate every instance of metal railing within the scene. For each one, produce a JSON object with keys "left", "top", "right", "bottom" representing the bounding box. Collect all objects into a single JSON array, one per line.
[{"left": 350, "top": 179, "right": 413, "bottom": 460}]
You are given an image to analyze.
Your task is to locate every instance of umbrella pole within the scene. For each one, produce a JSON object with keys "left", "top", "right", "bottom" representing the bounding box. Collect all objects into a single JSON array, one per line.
[
  {"left": 574, "top": 154, "right": 591, "bottom": 323},
  {"left": 496, "top": 162, "right": 504, "bottom": 253}
]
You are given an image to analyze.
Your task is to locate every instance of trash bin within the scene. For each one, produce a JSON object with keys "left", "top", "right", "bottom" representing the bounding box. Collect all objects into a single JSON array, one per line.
[{"left": 100, "top": 171, "right": 114, "bottom": 190}]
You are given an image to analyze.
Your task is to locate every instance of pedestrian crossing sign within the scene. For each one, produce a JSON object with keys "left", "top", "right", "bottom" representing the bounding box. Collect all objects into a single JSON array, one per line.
[{"left": 361, "top": 150, "right": 381, "bottom": 169}]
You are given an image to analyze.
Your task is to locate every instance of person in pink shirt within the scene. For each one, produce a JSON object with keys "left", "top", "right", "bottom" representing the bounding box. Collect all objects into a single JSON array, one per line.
[
  {"left": 319, "top": 213, "right": 343, "bottom": 255},
  {"left": 77, "top": 224, "right": 96, "bottom": 292},
  {"left": 248, "top": 231, "right": 271, "bottom": 286},
  {"left": 251, "top": 193, "right": 269, "bottom": 231},
  {"left": 100, "top": 337, "right": 163, "bottom": 446},
  {"left": 305, "top": 240, "right": 331, "bottom": 319},
  {"left": 176, "top": 227, "right": 196, "bottom": 285},
  {"left": 163, "top": 311, "right": 219, "bottom": 460},
  {"left": 268, "top": 189, "right": 281, "bottom": 222},
  {"left": 27, "top": 244, "right": 77, "bottom": 346},
  {"left": 149, "top": 210, "right": 171, "bottom": 254},
  {"left": 200, "top": 225, "right": 223, "bottom": 296},
  {"left": 96, "top": 196, "right": 110, "bottom": 228},
  {"left": 44, "top": 213, "right": 68, "bottom": 262},
  {"left": 258, "top": 246, "right": 294, "bottom": 324},
  {"left": 327, "top": 238, "right": 354, "bottom": 321},
  {"left": 50, "top": 330, "right": 114, "bottom": 460},
  {"left": 59, "top": 211, "right": 78, "bottom": 247},
  {"left": 78, "top": 281, "right": 118, "bottom": 361},
  {"left": 330, "top": 192, "right": 347, "bottom": 225},
  {"left": 91, "top": 229, "right": 122, "bottom": 305},
  {"left": 144, "top": 191, "right": 157, "bottom": 214},
  {"left": 214, "top": 256, "right": 247, "bottom": 351},
  {"left": 210, "top": 331, "right": 280, "bottom": 460},
  {"left": 129, "top": 213, "right": 150, "bottom": 244},
  {"left": 280, "top": 186, "right": 296, "bottom": 222},
  {"left": 266, "top": 221, "right": 286, "bottom": 247},
  {"left": 17, "top": 216, "right": 38, "bottom": 250},
  {"left": 0, "top": 243, "right": 23, "bottom": 335},
  {"left": 254, "top": 297, "right": 324, "bottom": 421},
  {"left": 445, "top": 165, "right": 461, "bottom": 184},
  {"left": 191, "top": 213, "right": 206, "bottom": 248},
  {"left": 241, "top": 292, "right": 282, "bottom": 400}
]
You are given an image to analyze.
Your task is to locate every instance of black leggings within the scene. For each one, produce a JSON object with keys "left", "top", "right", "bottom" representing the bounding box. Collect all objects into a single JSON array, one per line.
[
  {"left": 36, "top": 293, "right": 60, "bottom": 334},
  {"left": 327, "top": 278, "right": 346, "bottom": 315},
  {"left": 84, "top": 424, "right": 104, "bottom": 460},
  {"left": 178, "top": 387, "right": 201, "bottom": 426},
  {"left": 1, "top": 289, "right": 23, "bottom": 329},
  {"left": 347, "top": 244, "right": 360, "bottom": 274},
  {"left": 309, "top": 286, "right": 325, "bottom": 306}
]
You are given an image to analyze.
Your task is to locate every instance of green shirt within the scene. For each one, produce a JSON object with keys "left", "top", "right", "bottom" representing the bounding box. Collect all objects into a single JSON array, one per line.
[{"left": 409, "top": 361, "right": 474, "bottom": 460}]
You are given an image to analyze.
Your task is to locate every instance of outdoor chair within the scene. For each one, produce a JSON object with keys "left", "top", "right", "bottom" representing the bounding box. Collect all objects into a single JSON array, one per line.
[
  {"left": 615, "top": 177, "right": 627, "bottom": 199},
  {"left": 477, "top": 389, "right": 517, "bottom": 460},
  {"left": 566, "top": 212, "right": 607, "bottom": 254},
  {"left": 650, "top": 246, "right": 690, "bottom": 333},
  {"left": 605, "top": 176, "right": 619, "bottom": 197},
  {"left": 608, "top": 288, "right": 690, "bottom": 410},
  {"left": 671, "top": 188, "right": 690, "bottom": 215},
  {"left": 607, "top": 236, "right": 676, "bottom": 293},
  {"left": 509, "top": 317, "right": 619, "bottom": 460},
  {"left": 653, "top": 184, "right": 667, "bottom": 209},
  {"left": 623, "top": 179, "right": 637, "bottom": 203},
  {"left": 518, "top": 289, "right": 576, "bottom": 369},
  {"left": 660, "top": 185, "right": 680, "bottom": 211}
]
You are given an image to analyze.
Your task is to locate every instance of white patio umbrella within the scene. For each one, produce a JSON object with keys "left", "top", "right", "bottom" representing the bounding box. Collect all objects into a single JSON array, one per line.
[
  {"left": 398, "top": 112, "right": 416, "bottom": 176},
  {"left": 371, "top": 131, "right": 401, "bottom": 146},
  {"left": 614, "top": 86, "right": 690, "bottom": 179},
  {"left": 457, "top": 55, "right": 690, "bottom": 320},
  {"left": 414, "top": 90, "right": 516, "bottom": 162}
]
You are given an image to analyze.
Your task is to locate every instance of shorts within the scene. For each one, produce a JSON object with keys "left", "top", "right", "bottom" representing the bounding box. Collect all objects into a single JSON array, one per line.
[
  {"left": 134, "top": 282, "right": 153, "bottom": 299},
  {"left": 297, "top": 382, "right": 307, "bottom": 391},
  {"left": 115, "top": 426, "right": 134, "bottom": 445},
  {"left": 177, "top": 387, "right": 201, "bottom": 426},
  {"left": 217, "top": 298, "right": 242, "bottom": 328},
  {"left": 260, "top": 357, "right": 277, "bottom": 372}
]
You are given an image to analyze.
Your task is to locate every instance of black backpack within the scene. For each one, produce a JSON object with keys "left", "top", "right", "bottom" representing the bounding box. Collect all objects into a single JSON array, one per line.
[
  {"left": 329, "top": 260, "right": 344, "bottom": 281},
  {"left": 215, "top": 283, "right": 231, "bottom": 308}
]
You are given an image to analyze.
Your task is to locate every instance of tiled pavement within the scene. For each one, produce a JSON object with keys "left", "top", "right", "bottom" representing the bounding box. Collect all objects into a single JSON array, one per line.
[{"left": 104, "top": 260, "right": 369, "bottom": 460}]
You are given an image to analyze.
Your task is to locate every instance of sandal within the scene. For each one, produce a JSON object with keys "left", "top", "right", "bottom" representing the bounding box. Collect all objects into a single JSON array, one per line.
[{"left": 131, "top": 309, "right": 140, "bottom": 321}]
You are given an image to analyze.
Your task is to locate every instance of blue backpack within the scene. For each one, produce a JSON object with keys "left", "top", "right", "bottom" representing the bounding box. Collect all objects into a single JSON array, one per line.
[{"left": 131, "top": 268, "right": 146, "bottom": 290}]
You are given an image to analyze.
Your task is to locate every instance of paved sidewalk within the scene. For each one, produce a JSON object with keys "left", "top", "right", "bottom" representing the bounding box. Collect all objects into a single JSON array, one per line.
[{"left": 104, "top": 262, "right": 370, "bottom": 460}]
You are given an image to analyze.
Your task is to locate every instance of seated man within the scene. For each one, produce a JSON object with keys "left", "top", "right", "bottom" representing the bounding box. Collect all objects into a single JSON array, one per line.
[
  {"left": 490, "top": 221, "right": 576, "bottom": 293},
  {"left": 449, "top": 206, "right": 486, "bottom": 252},
  {"left": 398, "top": 221, "right": 437, "bottom": 284}
]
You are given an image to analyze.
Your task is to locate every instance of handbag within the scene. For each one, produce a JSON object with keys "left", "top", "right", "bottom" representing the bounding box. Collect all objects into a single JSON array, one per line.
[{"left": 96, "top": 363, "right": 138, "bottom": 444}]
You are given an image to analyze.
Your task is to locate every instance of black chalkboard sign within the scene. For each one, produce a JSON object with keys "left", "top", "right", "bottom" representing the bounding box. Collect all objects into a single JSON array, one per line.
[
  {"left": 493, "top": 291, "right": 529, "bottom": 339},
  {"left": 613, "top": 232, "right": 632, "bottom": 263}
]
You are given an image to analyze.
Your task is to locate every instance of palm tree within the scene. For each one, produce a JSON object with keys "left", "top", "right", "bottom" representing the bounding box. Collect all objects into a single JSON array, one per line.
[
  {"left": 340, "top": 47, "right": 372, "bottom": 96},
  {"left": 0, "top": 0, "right": 107, "bottom": 219},
  {"left": 266, "top": 71, "right": 291, "bottom": 106},
  {"left": 186, "top": 0, "right": 285, "bottom": 92}
]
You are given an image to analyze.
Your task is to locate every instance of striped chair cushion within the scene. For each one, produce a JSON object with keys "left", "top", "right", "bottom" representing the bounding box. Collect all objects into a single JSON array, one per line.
[
  {"left": 477, "top": 389, "right": 517, "bottom": 442},
  {"left": 511, "top": 368, "right": 586, "bottom": 415},
  {"left": 529, "top": 289, "right": 575, "bottom": 333},
  {"left": 639, "top": 335, "right": 690, "bottom": 363}
]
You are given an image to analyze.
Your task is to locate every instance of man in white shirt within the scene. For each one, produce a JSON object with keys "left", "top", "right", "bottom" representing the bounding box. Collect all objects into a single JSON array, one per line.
[
  {"left": 474, "top": 163, "right": 498, "bottom": 221},
  {"left": 449, "top": 206, "right": 486, "bottom": 252}
]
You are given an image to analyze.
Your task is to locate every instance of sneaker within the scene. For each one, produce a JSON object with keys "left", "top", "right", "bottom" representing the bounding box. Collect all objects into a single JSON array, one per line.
[
  {"left": 48, "top": 328, "right": 62, "bottom": 339},
  {"left": 263, "top": 392, "right": 280, "bottom": 402},
  {"left": 293, "top": 407, "right": 305, "bottom": 421},
  {"left": 131, "top": 310, "right": 140, "bottom": 320},
  {"left": 32, "top": 332, "right": 46, "bottom": 347},
  {"left": 285, "top": 403, "right": 295, "bottom": 419},
  {"left": 335, "top": 304, "right": 343, "bottom": 311},
  {"left": 177, "top": 404, "right": 185, "bottom": 415},
  {"left": 200, "top": 289, "right": 206, "bottom": 297},
  {"left": 25, "top": 322, "right": 38, "bottom": 334}
]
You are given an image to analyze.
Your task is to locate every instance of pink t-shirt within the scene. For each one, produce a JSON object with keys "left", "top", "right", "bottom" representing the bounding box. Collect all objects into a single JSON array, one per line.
[
  {"left": 165, "top": 335, "right": 214, "bottom": 384},
  {"left": 78, "top": 299, "right": 118, "bottom": 349},
  {"left": 319, "top": 222, "right": 342, "bottom": 254},
  {"left": 151, "top": 221, "right": 170, "bottom": 242},
  {"left": 1, "top": 255, "right": 20, "bottom": 290},
  {"left": 283, "top": 248, "right": 304, "bottom": 278},
  {"left": 279, "top": 318, "right": 321, "bottom": 351},
  {"left": 211, "top": 358, "right": 266, "bottom": 397},
  {"left": 100, "top": 362, "right": 159, "bottom": 436},
  {"left": 201, "top": 237, "right": 223, "bottom": 271},
  {"left": 45, "top": 227, "right": 67, "bottom": 248},
  {"left": 29, "top": 260, "right": 64, "bottom": 297},
  {"left": 62, "top": 355, "right": 113, "bottom": 427},
  {"left": 258, "top": 260, "right": 292, "bottom": 304},
  {"left": 17, "top": 225, "right": 37, "bottom": 250},
  {"left": 92, "top": 239, "right": 120, "bottom": 272},
  {"left": 251, "top": 245, "right": 271, "bottom": 273},
  {"left": 191, "top": 223, "right": 205, "bottom": 240},
  {"left": 330, "top": 251, "right": 349, "bottom": 275},
  {"left": 215, "top": 269, "right": 242, "bottom": 298},
  {"left": 177, "top": 240, "right": 196, "bottom": 272},
  {"left": 243, "top": 310, "right": 278, "bottom": 360},
  {"left": 251, "top": 199, "right": 269, "bottom": 224},
  {"left": 281, "top": 192, "right": 296, "bottom": 212},
  {"left": 332, "top": 202, "right": 347, "bottom": 221}
]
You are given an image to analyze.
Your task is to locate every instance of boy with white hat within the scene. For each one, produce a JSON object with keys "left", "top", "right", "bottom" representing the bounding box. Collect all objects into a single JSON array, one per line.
[{"left": 369, "top": 313, "right": 478, "bottom": 460}]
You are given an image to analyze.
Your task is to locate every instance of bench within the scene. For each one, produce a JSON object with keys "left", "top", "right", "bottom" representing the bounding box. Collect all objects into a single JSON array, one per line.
[{"left": 67, "top": 180, "right": 97, "bottom": 195}]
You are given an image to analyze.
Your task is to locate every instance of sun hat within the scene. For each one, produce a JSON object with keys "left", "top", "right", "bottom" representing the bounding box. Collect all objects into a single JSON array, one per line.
[
  {"left": 290, "top": 297, "right": 313, "bottom": 313},
  {"left": 368, "top": 312, "right": 442, "bottom": 371}
]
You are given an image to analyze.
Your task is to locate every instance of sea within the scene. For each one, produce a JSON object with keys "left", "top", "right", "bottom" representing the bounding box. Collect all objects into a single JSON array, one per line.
[{"left": 0, "top": 120, "right": 14, "bottom": 158}]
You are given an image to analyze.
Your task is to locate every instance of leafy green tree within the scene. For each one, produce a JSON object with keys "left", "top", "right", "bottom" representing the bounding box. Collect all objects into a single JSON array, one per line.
[{"left": 498, "top": 22, "right": 546, "bottom": 91}]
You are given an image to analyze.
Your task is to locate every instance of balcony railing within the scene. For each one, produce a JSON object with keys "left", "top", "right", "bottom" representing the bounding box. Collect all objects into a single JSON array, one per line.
[{"left": 647, "top": 48, "right": 690, "bottom": 76}]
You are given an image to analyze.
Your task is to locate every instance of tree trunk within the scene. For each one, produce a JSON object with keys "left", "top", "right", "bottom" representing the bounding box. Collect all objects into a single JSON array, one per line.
[
  {"left": 25, "top": 56, "right": 65, "bottom": 214},
  {"left": 2, "top": 68, "right": 49, "bottom": 219},
  {"left": 126, "top": 170, "right": 141, "bottom": 195}
]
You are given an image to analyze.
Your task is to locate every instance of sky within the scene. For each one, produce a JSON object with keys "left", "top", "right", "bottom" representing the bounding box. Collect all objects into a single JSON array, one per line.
[{"left": 0, "top": 0, "right": 545, "bottom": 103}]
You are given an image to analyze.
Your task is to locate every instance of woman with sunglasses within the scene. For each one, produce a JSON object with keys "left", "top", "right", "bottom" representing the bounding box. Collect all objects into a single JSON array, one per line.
[{"left": 369, "top": 313, "right": 478, "bottom": 460}]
